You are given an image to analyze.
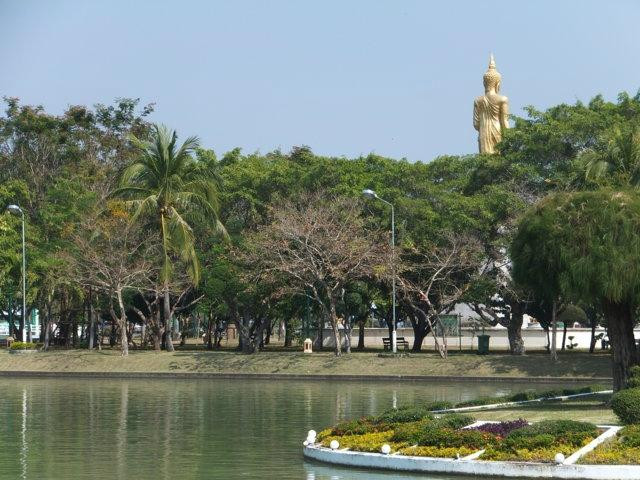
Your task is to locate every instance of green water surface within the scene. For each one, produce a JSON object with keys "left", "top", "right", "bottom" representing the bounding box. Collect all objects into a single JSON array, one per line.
[{"left": 0, "top": 377, "right": 574, "bottom": 479}]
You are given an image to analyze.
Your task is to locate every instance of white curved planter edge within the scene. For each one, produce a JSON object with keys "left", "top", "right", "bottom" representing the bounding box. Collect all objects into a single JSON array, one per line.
[{"left": 303, "top": 426, "right": 637, "bottom": 480}]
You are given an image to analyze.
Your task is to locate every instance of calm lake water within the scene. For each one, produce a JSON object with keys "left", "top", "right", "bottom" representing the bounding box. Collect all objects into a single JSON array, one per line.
[{"left": 0, "top": 377, "right": 572, "bottom": 480}]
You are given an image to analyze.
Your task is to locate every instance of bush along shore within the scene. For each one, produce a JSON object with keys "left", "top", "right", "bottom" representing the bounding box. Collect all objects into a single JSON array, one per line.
[{"left": 312, "top": 385, "right": 640, "bottom": 465}]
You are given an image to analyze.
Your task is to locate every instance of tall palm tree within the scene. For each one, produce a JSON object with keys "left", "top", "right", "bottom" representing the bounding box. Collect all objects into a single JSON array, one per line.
[
  {"left": 116, "top": 124, "right": 226, "bottom": 351},
  {"left": 583, "top": 126, "right": 640, "bottom": 187}
]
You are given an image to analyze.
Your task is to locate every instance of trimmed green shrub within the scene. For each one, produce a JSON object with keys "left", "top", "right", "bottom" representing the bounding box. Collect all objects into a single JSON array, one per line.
[
  {"left": 392, "top": 424, "right": 493, "bottom": 449},
  {"left": 455, "top": 397, "right": 499, "bottom": 408},
  {"left": 539, "top": 389, "right": 564, "bottom": 399},
  {"left": 10, "top": 341, "right": 37, "bottom": 350},
  {"left": 330, "top": 416, "right": 392, "bottom": 436},
  {"left": 612, "top": 387, "right": 640, "bottom": 425},
  {"left": 321, "top": 431, "right": 399, "bottom": 452},
  {"left": 563, "top": 385, "right": 602, "bottom": 395},
  {"left": 390, "top": 419, "right": 430, "bottom": 443},
  {"left": 423, "top": 401, "right": 453, "bottom": 411},
  {"left": 390, "top": 414, "right": 477, "bottom": 446},
  {"left": 431, "top": 413, "right": 475, "bottom": 430},
  {"left": 509, "top": 391, "right": 536, "bottom": 402},
  {"left": 376, "top": 406, "right": 433, "bottom": 424},
  {"left": 620, "top": 425, "right": 640, "bottom": 447},
  {"left": 504, "top": 420, "right": 597, "bottom": 447},
  {"left": 628, "top": 367, "right": 640, "bottom": 389},
  {"left": 503, "top": 433, "right": 555, "bottom": 450}
]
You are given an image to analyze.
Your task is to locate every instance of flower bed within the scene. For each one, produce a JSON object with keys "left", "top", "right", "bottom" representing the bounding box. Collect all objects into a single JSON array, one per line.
[
  {"left": 580, "top": 425, "right": 640, "bottom": 465},
  {"left": 481, "top": 420, "right": 599, "bottom": 462},
  {"left": 317, "top": 406, "right": 601, "bottom": 463}
]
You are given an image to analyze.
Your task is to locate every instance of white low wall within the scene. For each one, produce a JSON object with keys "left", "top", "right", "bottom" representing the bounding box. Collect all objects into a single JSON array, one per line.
[
  {"left": 318, "top": 327, "right": 640, "bottom": 350},
  {"left": 303, "top": 443, "right": 640, "bottom": 479}
]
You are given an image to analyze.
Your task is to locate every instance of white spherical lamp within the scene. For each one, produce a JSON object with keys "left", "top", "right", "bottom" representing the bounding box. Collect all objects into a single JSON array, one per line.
[
  {"left": 554, "top": 453, "right": 565, "bottom": 464},
  {"left": 381, "top": 444, "right": 391, "bottom": 455},
  {"left": 330, "top": 440, "right": 340, "bottom": 450}
]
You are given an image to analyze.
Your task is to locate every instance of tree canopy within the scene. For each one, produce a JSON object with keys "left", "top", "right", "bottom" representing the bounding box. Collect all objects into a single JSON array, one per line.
[{"left": 512, "top": 189, "right": 640, "bottom": 389}]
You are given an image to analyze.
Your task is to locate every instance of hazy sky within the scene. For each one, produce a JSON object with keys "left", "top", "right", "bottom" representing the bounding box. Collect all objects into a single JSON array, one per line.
[{"left": 2, "top": 0, "right": 640, "bottom": 162}]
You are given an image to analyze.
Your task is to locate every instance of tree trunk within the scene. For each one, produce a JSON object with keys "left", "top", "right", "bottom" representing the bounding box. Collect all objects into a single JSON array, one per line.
[
  {"left": 412, "top": 327, "right": 428, "bottom": 352},
  {"left": 357, "top": 319, "right": 366, "bottom": 351},
  {"left": 152, "top": 306, "right": 162, "bottom": 352},
  {"left": 264, "top": 320, "right": 272, "bottom": 345},
  {"left": 603, "top": 301, "right": 639, "bottom": 391},
  {"left": 545, "top": 328, "right": 550, "bottom": 352},
  {"left": 163, "top": 287, "right": 174, "bottom": 352},
  {"left": 561, "top": 321, "right": 568, "bottom": 351},
  {"left": 141, "top": 323, "right": 146, "bottom": 348},
  {"left": 88, "top": 298, "right": 95, "bottom": 350},
  {"left": 589, "top": 315, "right": 597, "bottom": 354},
  {"left": 115, "top": 289, "right": 129, "bottom": 357},
  {"left": 284, "top": 318, "right": 293, "bottom": 347},
  {"left": 43, "top": 301, "right": 52, "bottom": 351},
  {"left": 507, "top": 304, "right": 526, "bottom": 355},
  {"left": 314, "top": 315, "right": 324, "bottom": 351},
  {"left": 18, "top": 311, "right": 24, "bottom": 342},
  {"left": 72, "top": 309, "right": 78, "bottom": 348},
  {"left": 409, "top": 314, "right": 429, "bottom": 352},
  {"left": 109, "top": 317, "right": 117, "bottom": 347},
  {"left": 206, "top": 316, "right": 214, "bottom": 350},
  {"left": 328, "top": 298, "right": 341, "bottom": 356},
  {"left": 550, "top": 302, "right": 558, "bottom": 361},
  {"left": 343, "top": 318, "right": 352, "bottom": 354}
]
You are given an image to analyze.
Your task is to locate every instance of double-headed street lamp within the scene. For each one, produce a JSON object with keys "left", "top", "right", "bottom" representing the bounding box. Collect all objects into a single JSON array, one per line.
[
  {"left": 362, "top": 189, "right": 397, "bottom": 354},
  {"left": 6, "top": 204, "right": 27, "bottom": 342}
]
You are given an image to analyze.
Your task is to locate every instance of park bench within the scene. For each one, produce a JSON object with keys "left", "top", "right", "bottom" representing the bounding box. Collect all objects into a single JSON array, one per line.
[{"left": 382, "top": 336, "right": 409, "bottom": 352}]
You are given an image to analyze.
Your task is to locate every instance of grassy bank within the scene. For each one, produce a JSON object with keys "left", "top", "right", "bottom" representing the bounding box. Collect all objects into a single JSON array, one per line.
[
  {"left": 472, "top": 396, "right": 617, "bottom": 424},
  {"left": 0, "top": 349, "right": 613, "bottom": 381}
]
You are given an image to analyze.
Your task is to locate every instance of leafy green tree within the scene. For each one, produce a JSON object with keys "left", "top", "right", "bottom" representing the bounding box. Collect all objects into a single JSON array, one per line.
[
  {"left": 512, "top": 189, "right": 640, "bottom": 390},
  {"left": 582, "top": 125, "right": 640, "bottom": 187},
  {"left": 117, "top": 124, "right": 226, "bottom": 351}
]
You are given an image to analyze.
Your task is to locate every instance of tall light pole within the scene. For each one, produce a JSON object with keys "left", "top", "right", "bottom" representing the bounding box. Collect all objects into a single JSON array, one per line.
[
  {"left": 362, "top": 189, "right": 397, "bottom": 353},
  {"left": 7, "top": 204, "right": 27, "bottom": 342}
]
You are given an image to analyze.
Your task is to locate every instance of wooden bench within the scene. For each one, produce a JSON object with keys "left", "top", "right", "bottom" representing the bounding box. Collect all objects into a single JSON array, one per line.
[{"left": 382, "top": 336, "right": 409, "bottom": 352}]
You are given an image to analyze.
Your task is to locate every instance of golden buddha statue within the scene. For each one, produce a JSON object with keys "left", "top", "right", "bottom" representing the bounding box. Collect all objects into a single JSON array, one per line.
[{"left": 473, "top": 54, "right": 509, "bottom": 154}]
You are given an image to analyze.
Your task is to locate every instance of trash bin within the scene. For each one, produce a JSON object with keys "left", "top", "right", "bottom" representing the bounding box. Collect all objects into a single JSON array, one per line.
[{"left": 477, "top": 334, "right": 490, "bottom": 355}]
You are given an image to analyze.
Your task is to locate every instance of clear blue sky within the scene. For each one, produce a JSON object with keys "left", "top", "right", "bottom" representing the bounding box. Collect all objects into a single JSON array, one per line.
[{"left": 1, "top": 0, "right": 640, "bottom": 162}]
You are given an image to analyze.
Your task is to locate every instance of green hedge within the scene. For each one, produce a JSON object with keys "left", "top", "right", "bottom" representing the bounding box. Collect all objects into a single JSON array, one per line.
[
  {"left": 612, "top": 387, "right": 640, "bottom": 425},
  {"left": 330, "top": 416, "right": 394, "bottom": 436},
  {"left": 9, "top": 341, "right": 38, "bottom": 350},
  {"left": 627, "top": 366, "right": 640, "bottom": 389},
  {"left": 503, "top": 420, "right": 598, "bottom": 448},
  {"left": 375, "top": 406, "right": 434, "bottom": 424},
  {"left": 450, "top": 386, "right": 604, "bottom": 410}
]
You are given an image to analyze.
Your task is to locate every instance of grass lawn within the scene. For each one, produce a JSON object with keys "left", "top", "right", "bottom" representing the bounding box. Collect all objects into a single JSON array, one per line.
[
  {"left": 472, "top": 395, "right": 617, "bottom": 424},
  {"left": 0, "top": 348, "right": 613, "bottom": 380}
]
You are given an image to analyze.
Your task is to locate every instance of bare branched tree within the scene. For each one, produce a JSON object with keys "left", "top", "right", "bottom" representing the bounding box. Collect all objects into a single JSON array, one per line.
[
  {"left": 70, "top": 212, "right": 157, "bottom": 355},
  {"left": 398, "top": 233, "right": 484, "bottom": 357},
  {"left": 240, "top": 193, "right": 389, "bottom": 356}
]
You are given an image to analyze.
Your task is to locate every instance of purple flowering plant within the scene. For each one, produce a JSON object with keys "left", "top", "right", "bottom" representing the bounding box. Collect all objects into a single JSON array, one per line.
[{"left": 469, "top": 419, "right": 529, "bottom": 438}]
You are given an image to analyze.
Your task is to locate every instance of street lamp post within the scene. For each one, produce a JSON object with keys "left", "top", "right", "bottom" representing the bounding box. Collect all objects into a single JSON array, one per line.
[
  {"left": 362, "top": 189, "right": 397, "bottom": 354},
  {"left": 7, "top": 204, "right": 27, "bottom": 342}
]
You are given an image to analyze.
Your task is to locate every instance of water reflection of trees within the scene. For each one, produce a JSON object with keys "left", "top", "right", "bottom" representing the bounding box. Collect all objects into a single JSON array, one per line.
[{"left": 0, "top": 378, "right": 553, "bottom": 479}]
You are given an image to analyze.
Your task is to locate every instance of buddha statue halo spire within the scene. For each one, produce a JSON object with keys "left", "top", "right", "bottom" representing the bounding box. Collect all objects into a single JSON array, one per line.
[{"left": 483, "top": 53, "right": 502, "bottom": 91}]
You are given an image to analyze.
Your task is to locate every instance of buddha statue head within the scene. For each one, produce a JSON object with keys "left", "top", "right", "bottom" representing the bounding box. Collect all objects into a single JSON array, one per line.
[{"left": 483, "top": 54, "right": 502, "bottom": 93}]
